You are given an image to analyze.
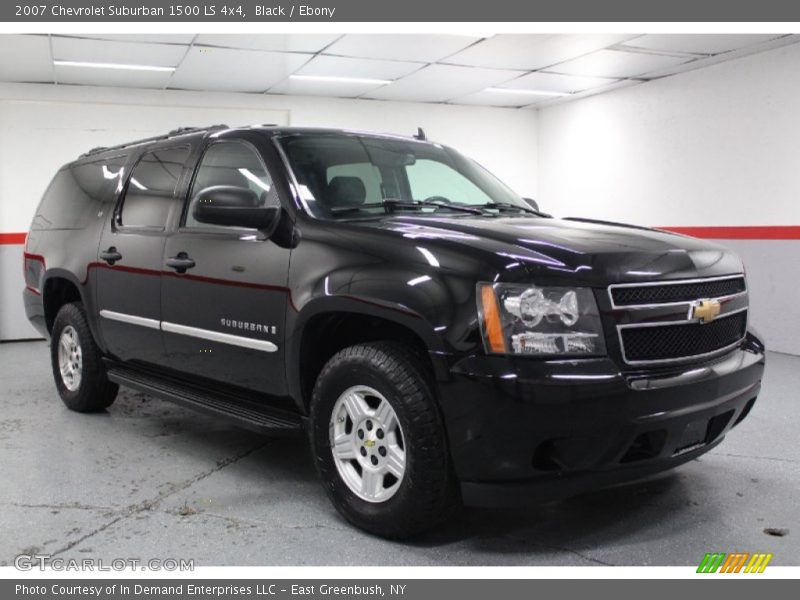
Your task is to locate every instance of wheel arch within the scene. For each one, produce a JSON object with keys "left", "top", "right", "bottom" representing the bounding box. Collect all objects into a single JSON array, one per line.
[
  {"left": 286, "top": 296, "right": 449, "bottom": 412},
  {"left": 41, "top": 270, "right": 89, "bottom": 333}
]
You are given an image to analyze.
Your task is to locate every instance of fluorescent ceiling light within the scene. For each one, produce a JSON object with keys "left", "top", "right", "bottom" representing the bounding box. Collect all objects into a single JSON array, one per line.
[
  {"left": 289, "top": 74, "right": 392, "bottom": 85},
  {"left": 54, "top": 60, "right": 175, "bottom": 72},
  {"left": 484, "top": 87, "right": 570, "bottom": 97}
]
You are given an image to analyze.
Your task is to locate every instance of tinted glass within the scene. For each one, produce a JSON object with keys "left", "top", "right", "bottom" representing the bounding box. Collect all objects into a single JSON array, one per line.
[
  {"left": 278, "top": 134, "right": 526, "bottom": 219},
  {"left": 407, "top": 159, "right": 492, "bottom": 205},
  {"left": 184, "top": 141, "right": 276, "bottom": 229},
  {"left": 33, "top": 155, "right": 127, "bottom": 230},
  {"left": 119, "top": 146, "right": 190, "bottom": 228}
]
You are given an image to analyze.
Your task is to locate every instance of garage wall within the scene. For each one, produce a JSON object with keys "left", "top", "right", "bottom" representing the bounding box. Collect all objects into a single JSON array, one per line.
[
  {"left": 0, "top": 82, "right": 538, "bottom": 340},
  {"left": 537, "top": 42, "right": 800, "bottom": 355}
]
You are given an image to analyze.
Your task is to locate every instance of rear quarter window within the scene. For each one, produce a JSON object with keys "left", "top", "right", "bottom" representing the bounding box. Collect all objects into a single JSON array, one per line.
[{"left": 31, "top": 155, "right": 128, "bottom": 230}]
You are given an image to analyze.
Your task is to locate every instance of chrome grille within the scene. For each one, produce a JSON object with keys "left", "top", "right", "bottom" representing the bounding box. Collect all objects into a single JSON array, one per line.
[
  {"left": 610, "top": 276, "right": 746, "bottom": 307},
  {"left": 610, "top": 275, "right": 748, "bottom": 366},
  {"left": 620, "top": 311, "right": 747, "bottom": 363}
]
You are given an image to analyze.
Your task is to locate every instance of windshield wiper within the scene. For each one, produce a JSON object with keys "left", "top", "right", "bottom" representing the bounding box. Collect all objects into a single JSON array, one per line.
[
  {"left": 479, "top": 202, "right": 551, "bottom": 217},
  {"left": 331, "top": 198, "right": 484, "bottom": 216}
]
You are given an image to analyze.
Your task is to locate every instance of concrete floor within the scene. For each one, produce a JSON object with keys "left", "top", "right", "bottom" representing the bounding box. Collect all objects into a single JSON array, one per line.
[{"left": 0, "top": 340, "right": 797, "bottom": 566}]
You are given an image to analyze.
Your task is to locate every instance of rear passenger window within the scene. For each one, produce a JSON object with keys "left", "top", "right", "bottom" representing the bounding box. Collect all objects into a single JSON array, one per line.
[
  {"left": 118, "top": 146, "right": 190, "bottom": 229},
  {"left": 32, "top": 155, "right": 127, "bottom": 231},
  {"left": 184, "top": 141, "right": 276, "bottom": 229}
]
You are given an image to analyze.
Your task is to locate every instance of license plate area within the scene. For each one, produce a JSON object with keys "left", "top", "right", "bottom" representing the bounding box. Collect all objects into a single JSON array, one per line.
[{"left": 673, "top": 418, "right": 710, "bottom": 456}]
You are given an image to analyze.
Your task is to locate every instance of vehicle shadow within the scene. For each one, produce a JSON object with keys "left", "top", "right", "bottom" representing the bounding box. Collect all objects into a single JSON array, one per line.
[
  {"left": 103, "top": 390, "right": 699, "bottom": 560},
  {"left": 411, "top": 473, "right": 692, "bottom": 557},
  {"left": 243, "top": 429, "right": 697, "bottom": 559}
]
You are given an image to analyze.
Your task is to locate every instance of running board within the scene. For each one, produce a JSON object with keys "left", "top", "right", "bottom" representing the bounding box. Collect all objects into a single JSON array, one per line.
[{"left": 106, "top": 365, "right": 304, "bottom": 434}]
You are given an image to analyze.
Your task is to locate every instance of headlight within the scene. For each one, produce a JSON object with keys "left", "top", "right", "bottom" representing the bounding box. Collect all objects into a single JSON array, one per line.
[{"left": 477, "top": 283, "right": 606, "bottom": 356}]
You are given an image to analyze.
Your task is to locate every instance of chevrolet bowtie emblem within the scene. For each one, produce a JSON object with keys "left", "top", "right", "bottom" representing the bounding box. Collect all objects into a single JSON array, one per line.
[{"left": 693, "top": 299, "right": 722, "bottom": 324}]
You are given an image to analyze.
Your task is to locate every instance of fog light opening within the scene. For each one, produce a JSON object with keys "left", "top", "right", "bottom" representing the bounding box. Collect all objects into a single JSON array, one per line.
[
  {"left": 734, "top": 397, "right": 756, "bottom": 427},
  {"left": 620, "top": 430, "right": 667, "bottom": 464}
]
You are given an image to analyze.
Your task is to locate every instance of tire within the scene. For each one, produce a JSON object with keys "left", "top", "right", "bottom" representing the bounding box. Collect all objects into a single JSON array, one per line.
[
  {"left": 50, "top": 302, "right": 118, "bottom": 412},
  {"left": 310, "top": 341, "right": 459, "bottom": 538}
]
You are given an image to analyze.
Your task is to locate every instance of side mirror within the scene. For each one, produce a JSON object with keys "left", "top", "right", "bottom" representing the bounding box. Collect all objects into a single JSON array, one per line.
[
  {"left": 192, "top": 185, "right": 280, "bottom": 233},
  {"left": 522, "top": 197, "right": 540, "bottom": 212}
]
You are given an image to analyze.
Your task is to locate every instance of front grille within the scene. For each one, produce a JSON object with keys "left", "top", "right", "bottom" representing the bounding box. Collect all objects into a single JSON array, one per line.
[
  {"left": 620, "top": 311, "right": 747, "bottom": 363},
  {"left": 611, "top": 276, "right": 746, "bottom": 307}
]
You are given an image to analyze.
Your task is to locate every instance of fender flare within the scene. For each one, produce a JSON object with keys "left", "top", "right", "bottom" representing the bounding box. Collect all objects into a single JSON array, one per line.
[
  {"left": 285, "top": 294, "right": 449, "bottom": 407},
  {"left": 41, "top": 268, "right": 100, "bottom": 340}
]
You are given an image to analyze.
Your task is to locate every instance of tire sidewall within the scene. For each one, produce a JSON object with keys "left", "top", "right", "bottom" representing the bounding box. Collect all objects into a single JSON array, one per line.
[
  {"left": 50, "top": 302, "right": 115, "bottom": 412},
  {"left": 51, "top": 307, "right": 86, "bottom": 404},
  {"left": 311, "top": 352, "right": 435, "bottom": 526}
]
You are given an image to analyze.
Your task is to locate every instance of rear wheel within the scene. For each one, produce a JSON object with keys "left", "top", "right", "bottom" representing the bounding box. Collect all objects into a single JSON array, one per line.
[
  {"left": 310, "top": 342, "right": 458, "bottom": 538},
  {"left": 50, "top": 302, "right": 118, "bottom": 412}
]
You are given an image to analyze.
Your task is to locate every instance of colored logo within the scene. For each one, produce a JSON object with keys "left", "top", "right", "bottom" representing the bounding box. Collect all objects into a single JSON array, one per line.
[
  {"left": 697, "top": 552, "right": 773, "bottom": 573},
  {"left": 692, "top": 299, "right": 722, "bottom": 324}
]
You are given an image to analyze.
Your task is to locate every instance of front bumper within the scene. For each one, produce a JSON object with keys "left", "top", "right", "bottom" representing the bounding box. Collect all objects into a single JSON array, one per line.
[{"left": 438, "top": 332, "right": 765, "bottom": 507}]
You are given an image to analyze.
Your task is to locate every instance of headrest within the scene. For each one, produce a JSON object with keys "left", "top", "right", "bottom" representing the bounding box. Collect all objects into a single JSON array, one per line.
[{"left": 327, "top": 176, "right": 366, "bottom": 208}]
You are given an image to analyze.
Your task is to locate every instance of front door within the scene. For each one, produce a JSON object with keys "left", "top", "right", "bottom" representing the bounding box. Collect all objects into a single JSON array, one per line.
[
  {"left": 160, "top": 136, "right": 291, "bottom": 395},
  {"left": 95, "top": 145, "right": 192, "bottom": 365}
]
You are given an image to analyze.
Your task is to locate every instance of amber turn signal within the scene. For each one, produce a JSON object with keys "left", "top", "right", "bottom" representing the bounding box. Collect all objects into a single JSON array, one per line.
[{"left": 480, "top": 284, "right": 507, "bottom": 353}]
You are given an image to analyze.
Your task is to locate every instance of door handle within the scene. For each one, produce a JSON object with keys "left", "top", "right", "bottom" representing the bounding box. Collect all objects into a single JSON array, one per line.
[
  {"left": 99, "top": 247, "right": 122, "bottom": 265},
  {"left": 165, "top": 252, "right": 196, "bottom": 274}
]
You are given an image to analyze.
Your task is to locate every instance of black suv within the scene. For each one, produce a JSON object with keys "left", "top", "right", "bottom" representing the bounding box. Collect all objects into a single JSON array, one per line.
[{"left": 24, "top": 125, "right": 765, "bottom": 537}]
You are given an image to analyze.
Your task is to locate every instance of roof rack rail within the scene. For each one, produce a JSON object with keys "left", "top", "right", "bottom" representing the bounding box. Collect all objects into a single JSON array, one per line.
[
  {"left": 79, "top": 124, "right": 229, "bottom": 158},
  {"left": 80, "top": 146, "right": 109, "bottom": 157}
]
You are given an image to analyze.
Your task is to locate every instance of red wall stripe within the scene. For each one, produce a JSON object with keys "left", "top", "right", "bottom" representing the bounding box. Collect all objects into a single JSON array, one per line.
[
  {"left": 0, "top": 233, "right": 26, "bottom": 245},
  {"left": 2, "top": 227, "right": 800, "bottom": 244},
  {"left": 658, "top": 226, "right": 800, "bottom": 240}
]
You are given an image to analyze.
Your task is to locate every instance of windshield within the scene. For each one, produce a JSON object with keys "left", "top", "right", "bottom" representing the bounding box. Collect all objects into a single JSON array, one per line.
[{"left": 277, "top": 133, "right": 531, "bottom": 219}]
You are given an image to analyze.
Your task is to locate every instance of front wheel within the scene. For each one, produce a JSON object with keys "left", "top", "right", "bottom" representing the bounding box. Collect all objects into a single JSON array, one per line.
[{"left": 310, "top": 342, "right": 458, "bottom": 538}]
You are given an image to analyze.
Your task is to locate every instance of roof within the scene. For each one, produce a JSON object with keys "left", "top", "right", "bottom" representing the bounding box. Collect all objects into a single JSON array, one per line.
[{"left": 74, "top": 125, "right": 429, "bottom": 163}]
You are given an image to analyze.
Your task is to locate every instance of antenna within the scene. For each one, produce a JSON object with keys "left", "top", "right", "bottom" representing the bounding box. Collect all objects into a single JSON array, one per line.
[{"left": 414, "top": 127, "right": 427, "bottom": 141}]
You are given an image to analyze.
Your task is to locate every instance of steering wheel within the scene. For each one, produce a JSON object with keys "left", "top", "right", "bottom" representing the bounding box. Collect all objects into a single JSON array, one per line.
[{"left": 424, "top": 195, "right": 453, "bottom": 204}]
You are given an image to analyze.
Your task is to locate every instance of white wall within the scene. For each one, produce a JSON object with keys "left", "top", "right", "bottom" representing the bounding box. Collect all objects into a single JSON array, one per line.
[
  {"left": 537, "top": 42, "right": 800, "bottom": 355},
  {"left": 0, "top": 82, "right": 538, "bottom": 339}
]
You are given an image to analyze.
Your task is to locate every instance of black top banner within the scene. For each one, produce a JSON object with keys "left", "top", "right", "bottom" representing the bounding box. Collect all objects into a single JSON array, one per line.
[{"left": 4, "top": 0, "right": 800, "bottom": 22}]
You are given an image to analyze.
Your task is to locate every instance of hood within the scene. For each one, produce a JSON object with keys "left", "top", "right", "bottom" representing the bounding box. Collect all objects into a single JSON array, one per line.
[{"left": 357, "top": 215, "right": 743, "bottom": 287}]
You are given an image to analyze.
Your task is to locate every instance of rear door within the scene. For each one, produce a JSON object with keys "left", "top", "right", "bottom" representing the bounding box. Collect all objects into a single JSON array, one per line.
[
  {"left": 95, "top": 145, "right": 193, "bottom": 365},
  {"left": 160, "top": 134, "right": 291, "bottom": 394}
]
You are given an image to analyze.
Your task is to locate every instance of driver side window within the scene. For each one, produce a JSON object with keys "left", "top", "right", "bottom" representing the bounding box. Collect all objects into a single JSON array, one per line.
[{"left": 184, "top": 141, "right": 277, "bottom": 229}]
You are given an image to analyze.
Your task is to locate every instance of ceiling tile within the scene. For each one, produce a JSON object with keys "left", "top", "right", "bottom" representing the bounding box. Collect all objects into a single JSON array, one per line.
[
  {"left": 168, "top": 47, "right": 310, "bottom": 92},
  {"left": 547, "top": 49, "right": 693, "bottom": 78},
  {"left": 0, "top": 35, "right": 53, "bottom": 82},
  {"left": 52, "top": 36, "right": 186, "bottom": 67},
  {"left": 269, "top": 78, "right": 386, "bottom": 99},
  {"left": 449, "top": 90, "right": 535, "bottom": 108},
  {"left": 59, "top": 34, "right": 195, "bottom": 45},
  {"left": 499, "top": 71, "right": 618, "bottom": 93},
  {"left": 292, "top": 55, "right": 421, "bottom": 81},
  {"left": 364, "top": 64, "right": 523, "bottom": 103},
  {"left": 323, "top": 34, "right": 479, "bottom": 63},
  {"left": 620, "top": 34, "right": 783, "bottom": 56},
  {"left": 445, "top": 34, "right": 639, "bottom": 70},
  {"left": 54, "top": 66, "right": 173, "bottom": 89},
  {"left": 524, "top": 79, "right": 643, "bottom": 109},
  {"left": 195, "top": 34, "right": 340, "bottom": 53}
]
